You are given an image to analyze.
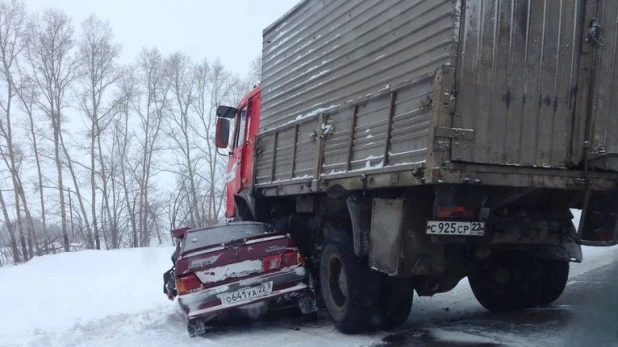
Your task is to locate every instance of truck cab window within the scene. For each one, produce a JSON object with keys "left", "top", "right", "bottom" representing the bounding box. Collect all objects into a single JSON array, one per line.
[{"left": 233, "top": 108, "right": 247, "bottom": 149}]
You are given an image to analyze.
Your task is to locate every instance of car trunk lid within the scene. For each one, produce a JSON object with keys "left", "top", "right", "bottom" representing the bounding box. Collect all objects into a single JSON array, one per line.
[{"left": 176, "top": 231, "right": 302, "bottom": 291}]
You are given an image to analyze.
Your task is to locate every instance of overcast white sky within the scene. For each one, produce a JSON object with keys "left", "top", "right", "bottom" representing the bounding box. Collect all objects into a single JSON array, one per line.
[{"left": 26, "top": 0, "right": 296, "bottom": 77}]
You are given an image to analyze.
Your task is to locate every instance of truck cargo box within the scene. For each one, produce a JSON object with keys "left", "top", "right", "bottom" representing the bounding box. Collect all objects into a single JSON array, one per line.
[{"left": 255, "top": 0, "right": 618, "bottom": 193}]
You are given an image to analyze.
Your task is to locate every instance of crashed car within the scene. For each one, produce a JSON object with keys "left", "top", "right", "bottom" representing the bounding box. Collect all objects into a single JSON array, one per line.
[
  {"left": 172, "top": 222, "right": 317, "bottom": 336},
  {"left": 163, "top": 227, "right": 190, "bottom": 299}
]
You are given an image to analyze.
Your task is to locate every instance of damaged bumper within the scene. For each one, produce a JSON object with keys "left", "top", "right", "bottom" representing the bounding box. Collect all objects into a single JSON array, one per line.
[{"left": 178, "top": 266, "right": 310, "bottom": 320}]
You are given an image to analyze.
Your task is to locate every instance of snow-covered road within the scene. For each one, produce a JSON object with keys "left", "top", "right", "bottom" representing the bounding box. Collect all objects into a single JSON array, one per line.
[{"left": 1, "top": 230, "right": 617, "bottom": 346}]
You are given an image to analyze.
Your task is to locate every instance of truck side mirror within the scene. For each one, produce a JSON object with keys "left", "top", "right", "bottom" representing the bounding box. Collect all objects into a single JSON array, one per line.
[
  {"left": 215, "top": 118, "right": 230, "bottom": 149},
  {"left": 216, "top": 105, "right": 237, "bottom": 119}
]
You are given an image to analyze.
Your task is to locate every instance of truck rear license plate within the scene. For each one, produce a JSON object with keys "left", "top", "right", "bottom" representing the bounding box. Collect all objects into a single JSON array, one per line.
[
  {"left": 426, "top": 221, "right": 485, "bottom": 236},
  {"left": 218, "top": 282, "right": 273, "bottom": 306}
]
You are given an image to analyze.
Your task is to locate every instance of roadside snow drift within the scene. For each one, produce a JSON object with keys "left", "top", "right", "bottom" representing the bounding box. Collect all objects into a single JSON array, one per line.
[
  {"left": 0, "top": 247, "right": 175, "bottom": 346},
  {"left": 0, "top": 246, "right": 378, "bottom": 347}
]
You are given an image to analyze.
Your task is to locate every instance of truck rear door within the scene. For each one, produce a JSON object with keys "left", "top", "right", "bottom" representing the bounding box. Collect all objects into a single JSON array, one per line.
[
  {"left": 448, "top": 0, "right": 618, "bottom": 172},
  {"left": 451, "top": 0, "right": 587, "bottom": 169},
  {"left": 581, "top": 0, "right": 618, "bottom": 171}
]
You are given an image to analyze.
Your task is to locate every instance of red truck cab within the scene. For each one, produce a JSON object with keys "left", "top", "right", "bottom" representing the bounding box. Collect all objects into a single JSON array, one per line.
[{"left": 216, "top": 86, "right": 261, "bottom": 220}]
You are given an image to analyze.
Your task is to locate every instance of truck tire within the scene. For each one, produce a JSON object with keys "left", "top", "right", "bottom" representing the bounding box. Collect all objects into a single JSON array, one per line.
[
  {"left": 319, "top": 230, "right": 378, "bottom": 334},
  {"left": 468, "top": 256, "right": 536, "bottom": 312},
  {"left": 378, "top": 276, "right": 413, "bottom": 329},
  {"left": 536, "top": 260, "right": 569, "bottom": 306}
]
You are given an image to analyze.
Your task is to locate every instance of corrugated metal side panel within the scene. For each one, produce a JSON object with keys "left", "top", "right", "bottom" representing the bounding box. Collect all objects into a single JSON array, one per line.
[
  {"left": 294, "top": 121, "right": 319, "bottom": 178},
  {"left": 261, "top": 0, "right": 456, "bottom": 131},
  {"left": 255, "top": 78, "right": 435, "bottom": 186},
  {"left": 321, "top": 79, "right": 434, "bottom": 174},
  {"left": 589, "top": 0, "right": 618, "bottom": 170},
  {"left": 321, "top": 107, "right": 354, "bottom": 175},
  {"left": 254, "top": 132, "right": 275, "bottom": 184},
  {"left": 389, "top": 79, "right": 435, "bottom": 166},
  {"left": 452, "top": 0, "right": 584, "bottom": 168},
  {"left": 255, "top": 118, "right": 320, "bottom": 185},
  {"left": 348, "top": 94, "right": 391, "bottom": 171}
]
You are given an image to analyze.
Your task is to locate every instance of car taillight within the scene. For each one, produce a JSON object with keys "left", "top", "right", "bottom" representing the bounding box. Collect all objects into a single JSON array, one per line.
[
  {"left": 176, "top": 274, "right": 202, "bottom": 295},
  {"left": 281, "top": 251, "right": 304, "bottom": 267},
  {"left": 262, "top": 255, "right": 282, "bottom": 272},
  {"left": 437, "top": 206, "right": 476, "bottom": 219}
]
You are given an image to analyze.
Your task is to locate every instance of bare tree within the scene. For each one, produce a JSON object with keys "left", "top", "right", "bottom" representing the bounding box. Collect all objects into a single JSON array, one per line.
[
  {"left": 167, "top": 178, "right": 189, "bottom": 230},
  {"left": 164, "top": 52, "right": 204, "bottom": 227},
  {"left": 193, "top": 59, "right": 251, "bottom": 223},
  {"left": 0, "top": 0, "right": 38, "bottom": 259},
  {"left": 77, "top": 15, "right": 121, "bottom": 250},
  {"left": 102, "top": 131, "right": 129, "bottom": 248},
  {"left": 193, "top": 59, "right": 224, "bottom": 224},
  {"left": 26, "top": 8, "right": 80, "bottom": 252},
  {"left": 131, "top": 48, "right": 169, "bottom": 246},
  {"left": 17, "top": 71, "right": 49, "bottom": 251},
  {"left": 113, "top": 70, "right": 138, "bottom": 247},
  {"left": 248, "top": 55, "right": 261, "bottom": 86},
  {"left": 0, "top": 4, "right": 260, "bottom": 255},
  {"left": 0, "top": 184, "right": 18, "bottom": 262}
]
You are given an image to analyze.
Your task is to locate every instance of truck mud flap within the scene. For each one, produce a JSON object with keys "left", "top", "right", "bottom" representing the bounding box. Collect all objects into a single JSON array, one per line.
[
  {"left": 346, "top": 195, "right": 371, "bottom": 257},
  {"left": 578, "top": 191, "right": 618, "bottom": 246},
  {"left": 369, "top": 197, "right": 442, "bottom": 277}
]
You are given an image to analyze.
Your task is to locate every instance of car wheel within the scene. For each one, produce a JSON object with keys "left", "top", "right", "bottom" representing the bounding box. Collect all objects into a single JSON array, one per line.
[
  {"left": 378, "top": 275, "right": 413, "bottom": 329},
  {"left": 468, "top": 255, "right": 536, "bottom": 312},
  {"left": 319, "top": 230, "right": 378, "bottom": 334},
  {"left": 187, "top": 318, "right": 206, "bottom": 337},
  {"left": 535, "top": 260, "right": 569, "bottom": 306}
]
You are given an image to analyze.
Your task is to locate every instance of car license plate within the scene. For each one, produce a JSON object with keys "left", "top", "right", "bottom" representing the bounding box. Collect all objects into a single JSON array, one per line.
[
  {"left": 218, "top": 282, "right": 273, "bottom": 306},
  {"left": 426, "top": 221, "right": 485, "bottom": 236}
]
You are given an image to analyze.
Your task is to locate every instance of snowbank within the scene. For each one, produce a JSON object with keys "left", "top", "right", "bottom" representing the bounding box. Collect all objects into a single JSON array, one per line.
[
  {"left": 0, "top": 247, "right": 175, "bottom": 343},
  {"left": 0, "top": 246, "right": 377, "bottom": 347}
]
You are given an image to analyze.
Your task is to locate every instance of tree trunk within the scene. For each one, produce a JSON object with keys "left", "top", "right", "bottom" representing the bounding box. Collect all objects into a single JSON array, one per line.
[
  {"left": 0, "top": 189, "right": 19, "bottom": 263},
  {"left": 97, "top": 125, "right": 114, "bottom": 248},
  {"left": 28, "top": 112, "right": 48, "bottom": 252},
  {"left": 59, "top": 129, "right": 93, "bottom": 248},
  {"left": 53, "top": 112, "right": 70, "bottom": 253},
  {"left": 91, "top": 121, "right": 100, "bottom": 249}
]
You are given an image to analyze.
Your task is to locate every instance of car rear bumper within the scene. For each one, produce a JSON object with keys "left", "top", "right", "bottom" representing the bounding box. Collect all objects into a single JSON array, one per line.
[{"left": 178, "top": 266, "right": 309, "bottom": 320}]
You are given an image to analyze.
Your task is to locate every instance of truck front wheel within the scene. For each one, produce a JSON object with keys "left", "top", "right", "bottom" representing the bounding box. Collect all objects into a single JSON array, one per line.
[{"left": 320, "top": 230, "right": 378, "bottom": 334}]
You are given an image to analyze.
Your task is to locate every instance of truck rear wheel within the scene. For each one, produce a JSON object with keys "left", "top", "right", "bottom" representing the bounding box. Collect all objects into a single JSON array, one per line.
[
  {"left": 320, "top": 230, "right": 378, "bottom": 334},
  {"left": 468, "top": 255, "right": 536, "bottom": 312},
  {"left": 378, "top": 276, "right": 413, "bottom": 329},
  {"left": 535, "top": 260, "right": 569, "bottom": 306}
]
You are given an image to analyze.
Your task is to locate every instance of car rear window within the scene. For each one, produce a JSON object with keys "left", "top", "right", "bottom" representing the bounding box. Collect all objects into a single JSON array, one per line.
[{"left": 182, "top": 223, "right": 275, "bottom": 253}]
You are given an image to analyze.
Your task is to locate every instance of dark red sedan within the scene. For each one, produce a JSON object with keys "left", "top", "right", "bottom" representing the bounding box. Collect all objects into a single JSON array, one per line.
[{"left": 173, "top": 222, "right": 317, "bottom": 336}]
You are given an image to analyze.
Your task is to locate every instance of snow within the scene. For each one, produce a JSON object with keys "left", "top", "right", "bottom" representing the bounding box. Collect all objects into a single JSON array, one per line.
[
  {"left": 189, "top": 254, "right": 222, "bottom": 270},
  {"left": 0, "top": 246, "right": 378, "bottom": 347},
  {"left": 195, "top": 259, "right": 263, "bottom": 284},
  {"left": 0, "top": 246, "right": 176, "bottom": 346}
]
